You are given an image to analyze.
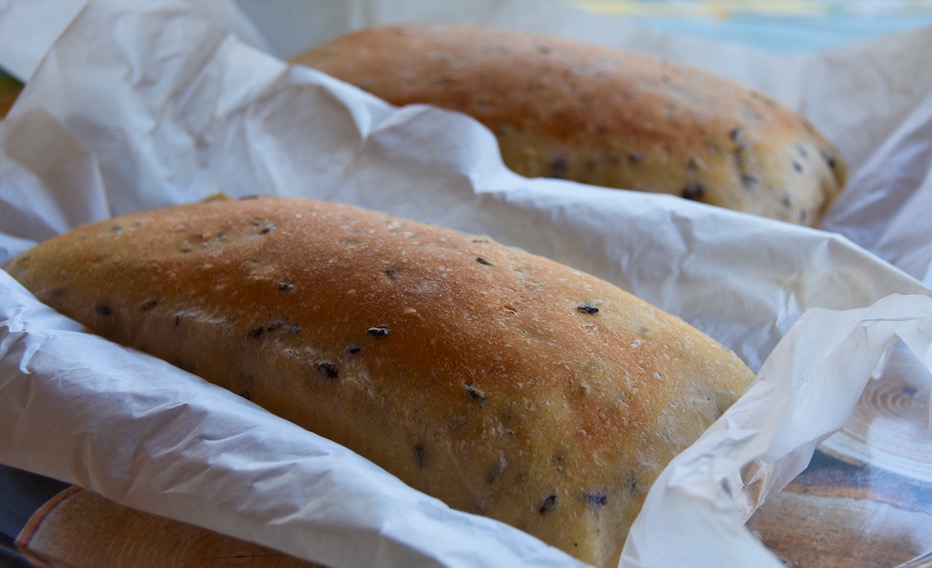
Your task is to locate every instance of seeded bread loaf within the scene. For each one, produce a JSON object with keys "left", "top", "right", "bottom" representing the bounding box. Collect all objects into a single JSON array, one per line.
[
  {"left": 293, "top": 23, "right": 847, "bottom": 226},
  {"left": 7, "top": 197, "right": 754, "bottom": 567}
]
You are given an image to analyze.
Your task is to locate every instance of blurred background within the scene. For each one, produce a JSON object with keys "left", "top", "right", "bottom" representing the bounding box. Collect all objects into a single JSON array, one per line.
[
  {"left": 2, "top": 0, "right": 932, "bottom": 117},
  {"left": 569, "top": 0, "right": 932, "bottom": 52}
]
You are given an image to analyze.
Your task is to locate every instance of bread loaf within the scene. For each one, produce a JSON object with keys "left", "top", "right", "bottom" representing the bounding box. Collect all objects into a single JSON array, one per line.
[
  {"left": 7, "top": 197, "right": 754, "bottom": 567},
  {"left": 293, "top": 23, "right": 847, "bottom": 226}
]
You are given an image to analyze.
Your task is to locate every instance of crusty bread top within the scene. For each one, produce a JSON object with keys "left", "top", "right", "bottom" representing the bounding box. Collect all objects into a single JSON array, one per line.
[
  {"left": 7, "top": 197, "right": 754, "bottom": 567},
  {"left": 294, "top": 23, "right": 847, "bottom": 226}
]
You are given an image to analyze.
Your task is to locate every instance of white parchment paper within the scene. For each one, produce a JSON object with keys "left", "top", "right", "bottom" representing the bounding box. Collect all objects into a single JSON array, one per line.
[{"left": 1, "top": 1, "right": 931, "bottom": 566}]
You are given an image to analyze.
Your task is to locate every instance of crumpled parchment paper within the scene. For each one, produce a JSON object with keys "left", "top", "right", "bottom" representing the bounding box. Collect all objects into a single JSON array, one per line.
[{"left": 1, "top": 1, "right": 931, "bottom": 566}]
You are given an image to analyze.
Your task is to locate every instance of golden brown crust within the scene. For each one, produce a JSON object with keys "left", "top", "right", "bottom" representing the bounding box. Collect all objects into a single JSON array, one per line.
[
  {"left": 8, "top": 197, "right": 753, "bottom": 567},
  {"left": 293, "top": 23, "right": 847, "bottom": 225}
]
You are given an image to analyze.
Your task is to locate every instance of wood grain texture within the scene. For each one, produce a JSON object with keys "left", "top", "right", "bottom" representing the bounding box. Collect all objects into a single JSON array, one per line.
[
  {"left": 820, "top": 345, "right": 932, "bottom": 483},
  {"left": 0, "top": 73, "right": 20, "bottom": 119},
  {"left": 16, "top": 487, "right": 325, "bottom": 568},
  {"left": 748, "top": 488, "right": 932, "bottom": 567},
  {"left": 748, "top": 343, "right": 932, "bottom": 568}
]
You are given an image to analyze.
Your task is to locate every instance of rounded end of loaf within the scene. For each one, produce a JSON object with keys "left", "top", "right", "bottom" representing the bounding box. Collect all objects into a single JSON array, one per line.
[
  {"left": 293, "top": 22, "right": 847, "bottom": 227},
  {"left": 8, "top": 196, "right": 755, "bottom": 567}
]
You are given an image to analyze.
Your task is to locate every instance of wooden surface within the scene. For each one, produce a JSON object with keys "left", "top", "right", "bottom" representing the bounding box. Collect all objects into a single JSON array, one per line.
[
  {"left": 748, "top": 344, "right": 932, "bottom": 568},
  {"left": 16, "top": 487, "right": 325, "bottom": 568},
  {"left": 748, "top": 451, "right": 932, "bottom": 567},
  {"left": 0, "top": 72, "right": 21, "bottom": 119}
]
